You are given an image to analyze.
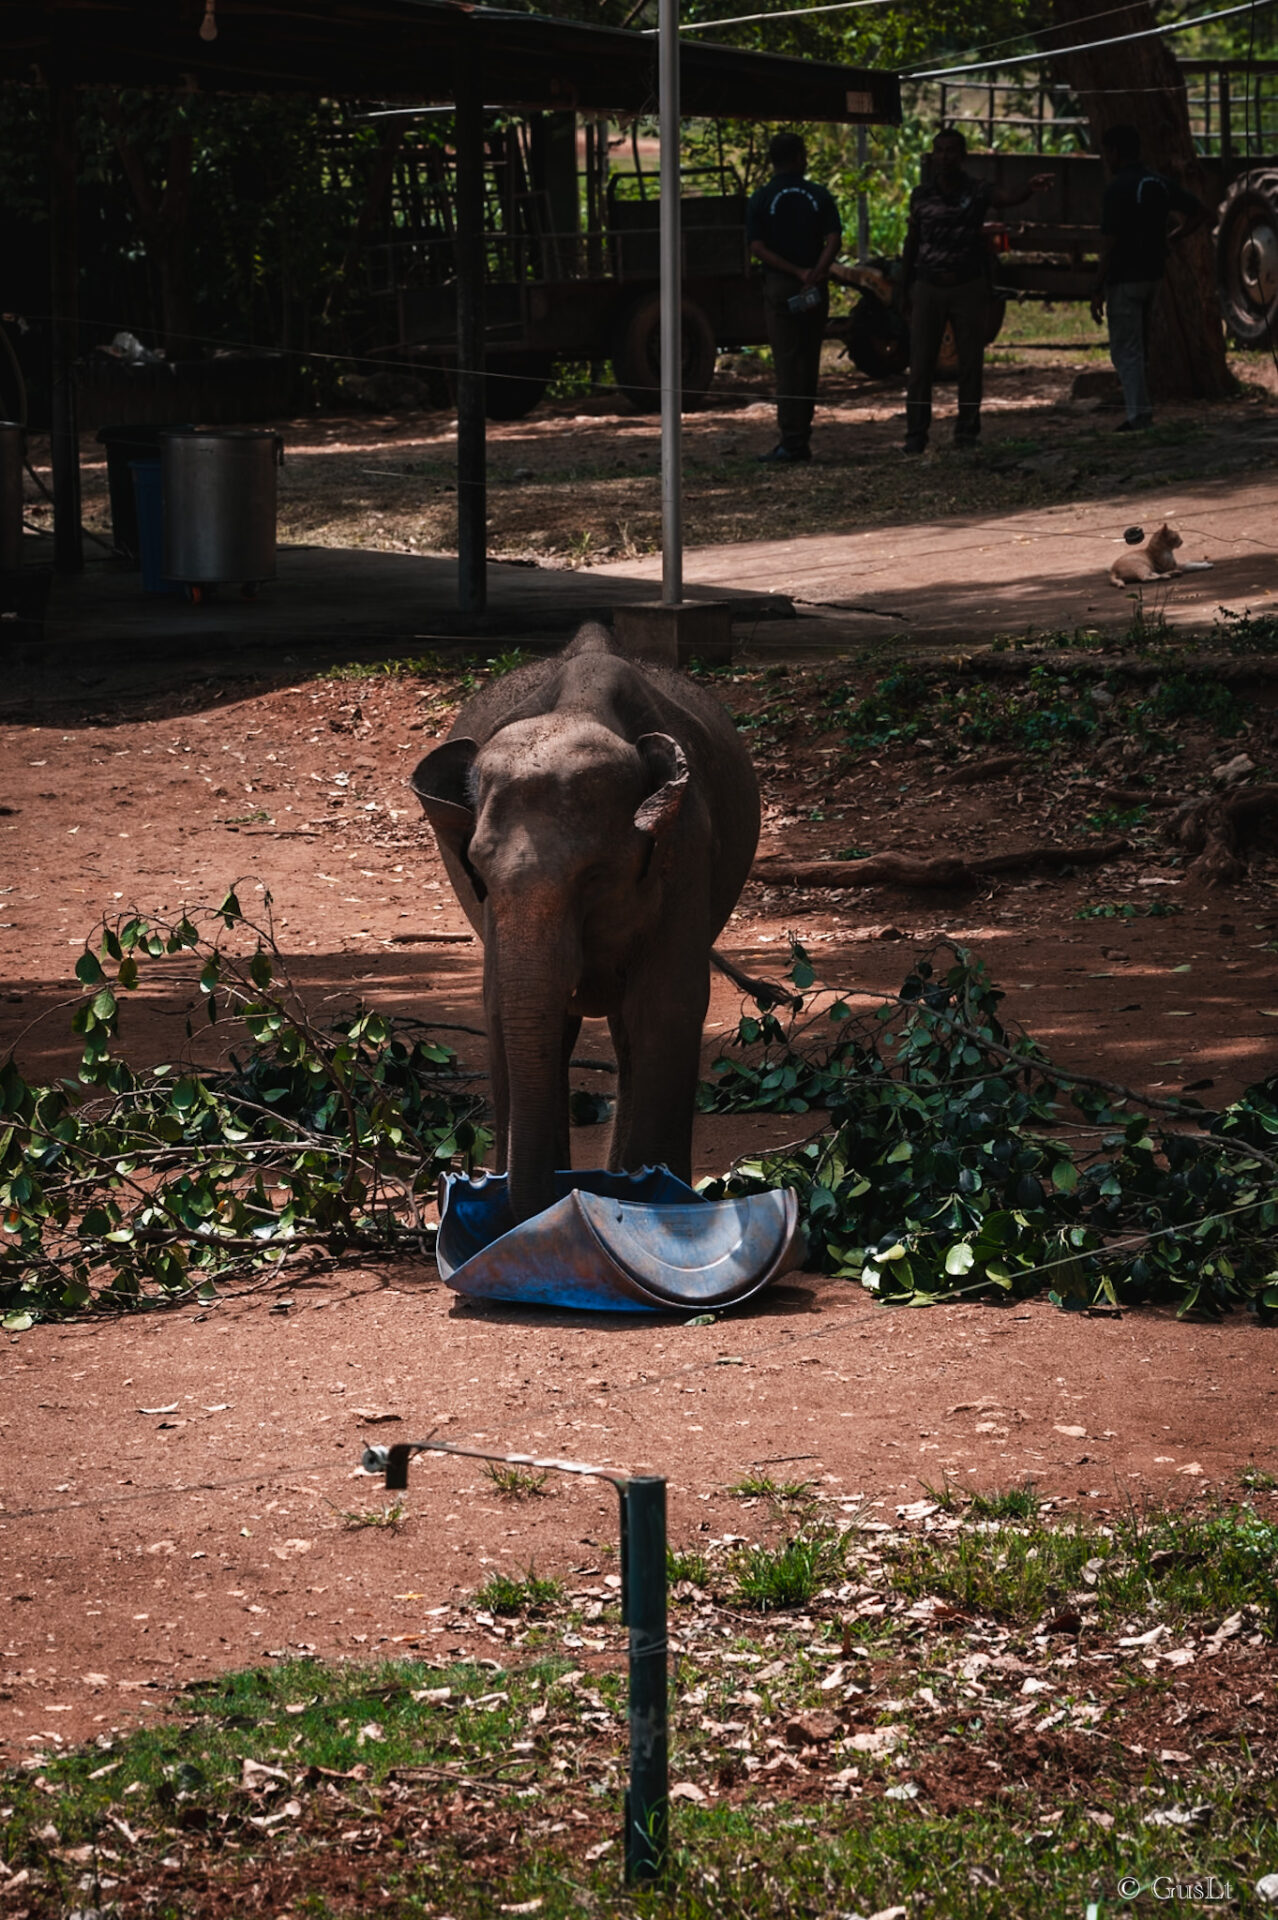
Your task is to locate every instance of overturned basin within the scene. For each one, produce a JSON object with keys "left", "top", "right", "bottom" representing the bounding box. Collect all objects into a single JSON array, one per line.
[{"left": 436, "top": 1167, "right": 805, "bottom": 1313}]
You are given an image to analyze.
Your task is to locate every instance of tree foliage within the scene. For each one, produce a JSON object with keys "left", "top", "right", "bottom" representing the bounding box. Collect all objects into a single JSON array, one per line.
[
  {"left": 0, "top": 892, "right": 488, "bottom": 1325},
  {"left": 701, "top": 940, "right": 1278, "bottom": 1316}
]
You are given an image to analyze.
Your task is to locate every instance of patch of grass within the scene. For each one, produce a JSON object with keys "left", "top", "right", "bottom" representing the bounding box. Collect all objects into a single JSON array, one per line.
[
  {"left": 342, "top": 1498, "right": 410, "bottom": 1531},
  {"left": 318, "top": 652, "right": 449, "bottom": 679},
  {"left": 888, "top": 1500, "right": 1278, "bottom": 1631},
  {"left": 1241, "top": 1466, "right": 1278, "bottom": 1491},
  {"left": 667, "top": 1547, "right": 712, "bottom": 1587},
  {"left": 474, "top": 1569, "right": 562, "bottom": 1615},
  {"left": 483, "top": 1461, "right": 549, "bottom": 1500},
  {"left": 728, "top": 1472, "right": 814, "bottom": 1509},
  {"left": 1085, "top": 803, "right": 1149, "bottom": 834},
  {"left": 1074, "top": 899, "right": 1183, "bottom": 920},
  {"left": 731, "top": 1528, "right": 846, "bottom": 1612},
  {"left": 1137, "top": 672, "right": 1243, "bottom": 735},
  {"left": 967, "top": 1482, "right": 1044, "bottom": 1522}
]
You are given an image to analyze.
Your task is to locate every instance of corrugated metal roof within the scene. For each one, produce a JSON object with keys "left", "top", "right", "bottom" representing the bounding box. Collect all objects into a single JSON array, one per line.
[{"left": 3, "top": 0, "right": 900, "bottom": 121}]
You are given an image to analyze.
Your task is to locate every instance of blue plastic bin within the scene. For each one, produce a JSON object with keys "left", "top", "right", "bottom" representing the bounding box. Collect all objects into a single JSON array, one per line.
[{"left": 129, "top": 457, "right": 179, "bottom": 595}]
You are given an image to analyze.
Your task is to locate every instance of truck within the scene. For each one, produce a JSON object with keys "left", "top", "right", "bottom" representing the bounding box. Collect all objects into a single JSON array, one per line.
[
  {"left": 370, "top": 109, "right": 851, "bottom": 418},
  {"left": 837, "top": 58, "right": 1278, "bottom": 380}
]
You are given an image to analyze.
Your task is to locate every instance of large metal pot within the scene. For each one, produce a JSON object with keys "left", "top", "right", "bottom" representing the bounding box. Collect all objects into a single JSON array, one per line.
[{"left": 161, "top": 428, "right": 283, "bottom": 587}]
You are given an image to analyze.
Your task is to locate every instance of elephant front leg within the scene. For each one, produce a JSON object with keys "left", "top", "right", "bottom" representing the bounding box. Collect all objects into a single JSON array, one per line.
[{"left": 607, "top": 993, "right": 706, "bottom": 1185}]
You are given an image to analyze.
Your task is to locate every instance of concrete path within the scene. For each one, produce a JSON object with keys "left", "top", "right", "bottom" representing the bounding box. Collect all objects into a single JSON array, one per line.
[{"left": 589, "top": 471, "right": 1278, "bottom": 647}]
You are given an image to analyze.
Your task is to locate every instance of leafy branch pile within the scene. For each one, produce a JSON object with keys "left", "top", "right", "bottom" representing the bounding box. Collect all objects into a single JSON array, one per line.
[
  {"left": 700, "top": 942, "right": 1278, "bottom": 1316},
  {"left": 0, "top": 891, "right": 489, "bottom": 1323}
]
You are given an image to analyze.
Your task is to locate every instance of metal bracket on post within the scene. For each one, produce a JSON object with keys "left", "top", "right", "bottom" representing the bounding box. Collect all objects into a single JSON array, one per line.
[{"left": 363, "top": 1436, "right": 668, "bottom": 1883}]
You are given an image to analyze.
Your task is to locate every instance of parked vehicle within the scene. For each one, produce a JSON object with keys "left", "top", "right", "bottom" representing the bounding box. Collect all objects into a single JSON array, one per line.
[
  {"left": 837, "top": 59, "right": 1278, "bottom": 381},
  {"left": 371, "top": 114, "right": 772, "bottom": 417}
]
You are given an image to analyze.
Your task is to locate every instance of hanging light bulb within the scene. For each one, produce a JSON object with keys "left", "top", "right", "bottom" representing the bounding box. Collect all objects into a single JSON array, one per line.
[{"left": 199, "top": 0, "right": 218, "bottom": 41}]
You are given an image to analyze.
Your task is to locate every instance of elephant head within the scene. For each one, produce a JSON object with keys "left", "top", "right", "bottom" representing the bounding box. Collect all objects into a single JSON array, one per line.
[{"left": 412, "top": 723, "right": 689, "bottom": 1221}]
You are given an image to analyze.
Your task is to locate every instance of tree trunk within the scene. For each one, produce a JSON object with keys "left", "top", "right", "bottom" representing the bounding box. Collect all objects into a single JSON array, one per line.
[{"left": 1048, "top": 0, "right": 1232, "bottom": 399}]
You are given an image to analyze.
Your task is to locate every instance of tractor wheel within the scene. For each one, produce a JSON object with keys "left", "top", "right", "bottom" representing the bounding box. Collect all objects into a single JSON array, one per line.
[
  {"left": 843, "top": 293, "right": 910, "bottom": 380},
  {"left": 1216, "top": 169, "right": 1278, "bottom": 345},
  {"left": 610, "top": 291, "right": 717, "bottom": 413}
]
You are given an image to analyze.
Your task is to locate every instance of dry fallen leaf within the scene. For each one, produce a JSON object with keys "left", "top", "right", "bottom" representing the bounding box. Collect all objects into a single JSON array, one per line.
[
  {"left": 1053, "top": 1424, "right": 1087, "bottom": 1439},
  {"left": 137, "top": 1403, "right": 179, "bottom": 1416},
  {"left": 353, "top": 1409, "right": 403, "bottom": 1424},
  {"left": 669, "top": 1781, "right": 707, "bottom": 1803}
]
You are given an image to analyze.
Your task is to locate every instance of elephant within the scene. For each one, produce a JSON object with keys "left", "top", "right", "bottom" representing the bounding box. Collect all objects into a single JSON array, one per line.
[{"left": 411, "top": 621, "right": 761, "bottom": 1224}]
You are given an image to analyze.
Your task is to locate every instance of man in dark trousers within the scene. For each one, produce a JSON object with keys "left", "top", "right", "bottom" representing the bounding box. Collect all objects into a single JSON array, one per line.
[
  {"left": 1090, "top": 123, "right": 1208, "bottom": 431},
  {"left": 747, "top": 131, "right": 842, "bottom": 464},
  {"left": 902, "top": 128, "right": 1053, "bottom": 453}
]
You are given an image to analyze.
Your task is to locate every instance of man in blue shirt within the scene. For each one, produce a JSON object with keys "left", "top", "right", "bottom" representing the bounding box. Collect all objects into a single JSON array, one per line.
[
  {"left": 747, "top": 131, "right": 842, "bottom": 464},
  {"left": 1090, "top": 123, "right": 1208, "bottom": 432}
]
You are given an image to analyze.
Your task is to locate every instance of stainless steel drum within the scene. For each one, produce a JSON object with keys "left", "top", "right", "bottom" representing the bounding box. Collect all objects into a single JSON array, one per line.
[{"left": 161, "top": 428, "right": 282, "bottom": 588}]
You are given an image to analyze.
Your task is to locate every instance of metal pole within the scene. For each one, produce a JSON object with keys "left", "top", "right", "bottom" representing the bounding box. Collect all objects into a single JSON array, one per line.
[
  {"left": 454, "top": 46, "right": 487, "bottom": 617},
  {"left": 623, "top": 1475, "right": 668, "bottom": 1883},
  {"left": 658, "top": 0, "right": 682, "bottom": 608},
  {"left": 49, "top": 84, "right": 82, "bottom": 576},
  {"left": 856, "top": 125, "right": 869, "bottom": 263}
]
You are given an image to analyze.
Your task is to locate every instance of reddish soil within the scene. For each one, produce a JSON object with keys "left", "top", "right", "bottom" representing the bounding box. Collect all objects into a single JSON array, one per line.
[{"left": 1, "top": 636, "right": 1276, "bottom": 1762}]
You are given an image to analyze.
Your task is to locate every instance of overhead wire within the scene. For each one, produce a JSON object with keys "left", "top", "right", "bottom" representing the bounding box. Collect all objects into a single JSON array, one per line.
[{"left": 911, "top": 0, "right": 1278, "bottom": 78}]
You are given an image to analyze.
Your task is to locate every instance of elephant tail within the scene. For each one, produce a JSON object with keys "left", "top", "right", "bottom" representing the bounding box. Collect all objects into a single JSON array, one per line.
[{"left": 709, "top": 946, "right": 803, "bottom": 1011}]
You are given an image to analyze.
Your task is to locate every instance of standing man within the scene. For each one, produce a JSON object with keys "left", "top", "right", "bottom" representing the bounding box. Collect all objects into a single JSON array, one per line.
[
  {"left": 1090, "top": 123, "right": 1208, "bottom": 432},
  {"left": 747, "top": 131, "right": 842, "bottom": 464},
  {"left": 902, "top": 128, "right": 1053, "bottom": 453}
]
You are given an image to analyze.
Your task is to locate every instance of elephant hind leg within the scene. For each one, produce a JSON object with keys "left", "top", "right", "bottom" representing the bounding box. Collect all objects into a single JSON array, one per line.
[
  {"left": 556, "top": 1014, "right": 583, "bottom": 1172},
  {"left": 606, "top": 1002, "right": 703, "bottom": 1184}
]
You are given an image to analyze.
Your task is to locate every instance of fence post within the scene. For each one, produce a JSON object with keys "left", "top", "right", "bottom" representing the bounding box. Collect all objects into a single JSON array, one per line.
[{"left": 623, "top": 1475, "right": 668, "bottom": 1883}]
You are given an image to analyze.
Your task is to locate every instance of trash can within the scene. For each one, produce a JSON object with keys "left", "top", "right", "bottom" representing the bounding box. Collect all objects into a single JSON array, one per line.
[
  {"left": 97, "top": 423, "right": 194, "bottom": 566},
  {"left": 129, "top": 457, "right": 180, "bottom": 595},
  {"left": 162, "top": 428, "right": 282, "bottom": 594}
]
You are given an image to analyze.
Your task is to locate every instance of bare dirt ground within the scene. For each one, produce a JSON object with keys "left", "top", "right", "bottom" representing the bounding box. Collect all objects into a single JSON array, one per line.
[
  {"left": 4, "top": 336, "right": 1278, "bottom": 1765},
  {"left": 25, "top": 317, "right": 1278, "bottom": 570}
]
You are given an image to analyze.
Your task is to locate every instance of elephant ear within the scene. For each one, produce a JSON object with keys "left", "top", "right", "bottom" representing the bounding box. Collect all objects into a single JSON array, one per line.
[
  {"left": 634, "top": 732, "right": 689, "bottom": 839},
  {"left": 410, "top": 738, "right": 477, "bottom": 854}
]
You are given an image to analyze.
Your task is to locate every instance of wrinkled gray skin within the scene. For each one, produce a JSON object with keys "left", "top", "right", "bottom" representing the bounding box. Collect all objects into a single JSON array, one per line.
[{"left": 412, "top": 623, "right": 760, "bottom": 1224}]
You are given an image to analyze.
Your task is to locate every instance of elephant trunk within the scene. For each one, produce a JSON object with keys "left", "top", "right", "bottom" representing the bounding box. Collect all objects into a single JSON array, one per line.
[{"left": 488, "top": 911, "right": 578, "bottom": 1225}]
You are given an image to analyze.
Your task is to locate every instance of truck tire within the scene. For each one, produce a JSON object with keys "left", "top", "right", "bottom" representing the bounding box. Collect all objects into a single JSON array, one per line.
[
  {"left": 844, "top": 291, "right": 1006, "bottom": 382},
  {"left": 611, "top": 292, "right": 717, "bottom": 412},
  {"left": 485, "top": 355, "right": 551, "bottom": 421},
  {"left": 1216, "top": 170, "right": 1278, "bottom": 344},
  {"left": 844, "top": 294, "right": 910, "bottom": 379}
]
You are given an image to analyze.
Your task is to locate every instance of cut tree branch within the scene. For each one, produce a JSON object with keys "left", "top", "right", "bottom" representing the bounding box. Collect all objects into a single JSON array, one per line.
[{"left": 751, "top": 839, "right": 1130, "bottom": 891}]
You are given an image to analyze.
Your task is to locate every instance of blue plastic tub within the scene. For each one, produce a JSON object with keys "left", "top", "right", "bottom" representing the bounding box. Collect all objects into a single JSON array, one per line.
[
  {"left": 129, "top": 457, "right": 179, "bottom": 594},
  {"left": 435, "top": 1166, "right": 805, "bottom": 1314}
]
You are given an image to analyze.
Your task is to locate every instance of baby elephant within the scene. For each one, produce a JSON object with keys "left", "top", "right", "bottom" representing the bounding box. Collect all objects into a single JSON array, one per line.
[{"left": 411, "top": 622, "right": 760, "bottom": 1223}]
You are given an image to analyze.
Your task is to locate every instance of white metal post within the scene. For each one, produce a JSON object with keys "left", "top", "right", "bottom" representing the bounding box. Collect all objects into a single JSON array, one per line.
[{"left": 659, "top": 0, "right": 682, "bottom": 607}]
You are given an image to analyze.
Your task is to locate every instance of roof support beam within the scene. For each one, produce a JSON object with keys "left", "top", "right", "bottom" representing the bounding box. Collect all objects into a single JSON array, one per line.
[
  {"left": 50, "top": 83, "right": 82, "bottom": 575},
  {"left": 454, "top": 53, "right": 487, "bottom": 618}
]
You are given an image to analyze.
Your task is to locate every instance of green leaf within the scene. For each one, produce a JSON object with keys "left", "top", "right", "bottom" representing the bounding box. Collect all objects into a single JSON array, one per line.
[
  {"left": 885, "top": 1141, "right": 912, "bottom": 1164},
  {"left": 218, "top": 889, "right": 243, "bottom": 924},
  {"left": 3, "top": 1311, "right": 34, "bottom": 1330},
  {"left": 75, "top": 951, "right": 105, "bottom": 987},
  {"left": 1051, "top": 1159, "right": 1078, "bottom": 1194},
  {"left": 90, "top": 988, "right": 117, "bottom": 1024},
  {"left": 944, "top": 1243, "right": 975, "bottom": 1276}
]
